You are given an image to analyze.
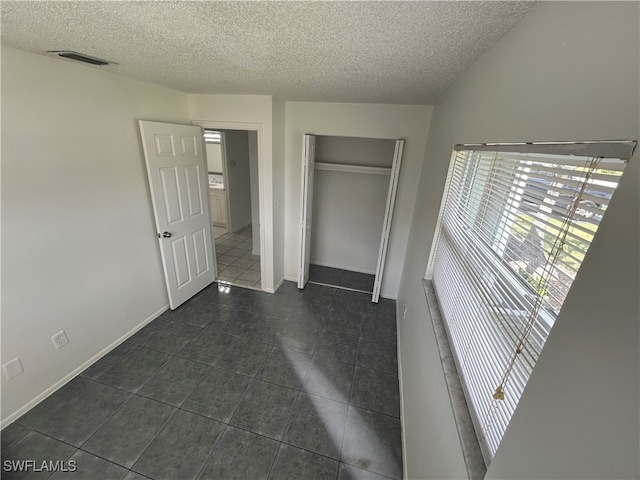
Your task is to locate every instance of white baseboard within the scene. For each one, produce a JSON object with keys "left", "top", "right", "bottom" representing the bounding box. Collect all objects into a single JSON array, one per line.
[
  {"left": 0, "top": 304, "right": 170, "bottom": 430},
  {"left": 262, "top": 276, "right": 284, "bottom": 294}
]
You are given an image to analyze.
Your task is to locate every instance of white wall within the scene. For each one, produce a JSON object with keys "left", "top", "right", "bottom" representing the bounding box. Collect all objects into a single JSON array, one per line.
[
  {"left": 205, "top": 143, "right": 223, "bottom": 173},
  {"left": 248, "top": 132, "right": 261, "bottom": 255},
  {"left": 220, "top": 130, "right": 252, "bottom": 232},
  {"left": 284, "top": 102, "right": 432, "bottom": 298},
  {"left": 271, "top": 98, "right": 286, "bottom": 287},
  {"left": 310, "top": 170, "right": 390, "bottom": 274},
  {"left": 188, "top": 95, "right": 280, "bottom": 291},
  {"left": 1, "top": 46, "right": 190, "bottom": 424},
  {"left": 396, "top": 3, "right": 639, "bottom": 478}
]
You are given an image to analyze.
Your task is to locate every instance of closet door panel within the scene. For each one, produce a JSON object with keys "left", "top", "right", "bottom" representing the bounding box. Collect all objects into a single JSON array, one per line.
[
  {"left": 372, "top": 140, "right": 404, "bottom": 302},
  {"left": 298, "top": 134, "right": 316, "bottom": 288}
]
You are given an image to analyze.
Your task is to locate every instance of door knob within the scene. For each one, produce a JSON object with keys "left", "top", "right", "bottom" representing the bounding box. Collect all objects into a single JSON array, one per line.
[{"left": 162, "top": 231, "right": 172, "bottom": 238}]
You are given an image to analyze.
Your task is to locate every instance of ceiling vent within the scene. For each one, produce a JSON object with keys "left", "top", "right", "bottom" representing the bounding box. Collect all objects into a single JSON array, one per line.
[{"left": 47, "top": 51, "right": 117, "bottom": 66}]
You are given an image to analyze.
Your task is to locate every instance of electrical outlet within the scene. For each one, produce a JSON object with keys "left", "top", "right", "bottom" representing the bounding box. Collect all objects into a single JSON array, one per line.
[
  {"left": 403, "top": 305, "right": 408, "bottom": 319},
  {"left": 52, "top": 330, "right": 69, "bottom": 349}
]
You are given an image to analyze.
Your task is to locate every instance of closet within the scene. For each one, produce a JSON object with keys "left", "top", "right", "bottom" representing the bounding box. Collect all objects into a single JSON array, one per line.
[{"left": 298, "top": 134, "right": 404, "bottom": 303}]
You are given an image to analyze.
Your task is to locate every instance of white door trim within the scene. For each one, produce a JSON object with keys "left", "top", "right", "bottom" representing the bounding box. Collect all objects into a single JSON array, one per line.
[{"left": 192, "top": 120, "right": 270, "bottom": 292}]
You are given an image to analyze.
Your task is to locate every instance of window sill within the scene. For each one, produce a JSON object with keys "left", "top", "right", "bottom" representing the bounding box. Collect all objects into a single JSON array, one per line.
[{"left": 422, "top": 279, "right": 487, "bottom": 480}]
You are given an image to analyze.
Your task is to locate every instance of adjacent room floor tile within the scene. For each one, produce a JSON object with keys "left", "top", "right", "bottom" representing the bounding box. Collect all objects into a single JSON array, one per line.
[
  {"left": 82, "top": 396, "right": 176, "bottom": 468},
  {"left": 132, "top": 410, "right": 225, "bottom": 480},
  {"left": 268, "top": 443, "right": 338, "bottom": 480},
  {"left": 196, "top": 426, "right": 278, "bottom": 480},
  {"left": 341, "top": 406, "right": 403, "bottom": 480},
  {"left": 18, "top": 377, "right": 131, "bottom": 447},
  {"left": 283, "top": 393, "right": 348, "bottom": 460},
  {"left": 230, "top": 380, "right": 298, "bottom": 440},
  {"left": 181, "top": 367, "right": 252, "bottom": 423}
]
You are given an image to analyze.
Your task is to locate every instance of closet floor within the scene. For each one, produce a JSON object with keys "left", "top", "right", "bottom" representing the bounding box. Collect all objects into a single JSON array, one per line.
[{"left": 308, "top": 264, "right": 375, "bottom": 293}]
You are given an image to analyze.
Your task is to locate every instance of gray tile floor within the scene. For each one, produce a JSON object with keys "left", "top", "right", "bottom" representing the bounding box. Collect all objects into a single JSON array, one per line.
[
  {"left": 215, "top": 226, "right": 261, "bottom": 290},
  {"left": 1, "top": 282, "right": 402, "bottom": 480},
  {"left": 309, "top": 265, "right": 375, "bottom": 294}
]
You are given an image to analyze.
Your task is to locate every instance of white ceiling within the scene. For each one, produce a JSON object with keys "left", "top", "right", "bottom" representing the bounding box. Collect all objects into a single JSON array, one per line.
[{"left": 1, "top": 1, "right": 535, "bottom": 104}]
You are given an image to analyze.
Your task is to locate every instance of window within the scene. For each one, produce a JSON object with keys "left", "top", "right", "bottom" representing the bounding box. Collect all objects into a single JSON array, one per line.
[
  {"left": 203, "top": 130, "right": 221, "bottom": 144},
  {"left": 427, "top": 141, "right": 635, "bottom": 462}
]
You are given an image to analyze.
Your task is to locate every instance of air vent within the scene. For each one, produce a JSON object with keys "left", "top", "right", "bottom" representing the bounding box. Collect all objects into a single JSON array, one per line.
[{"left": 47, "top": 51, "right": 117, "bottom": 66}]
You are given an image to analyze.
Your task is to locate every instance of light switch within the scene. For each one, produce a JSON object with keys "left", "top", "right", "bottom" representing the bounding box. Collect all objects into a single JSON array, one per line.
[{"left": 3, "top": 357, "right": 24, "bottom": 380}]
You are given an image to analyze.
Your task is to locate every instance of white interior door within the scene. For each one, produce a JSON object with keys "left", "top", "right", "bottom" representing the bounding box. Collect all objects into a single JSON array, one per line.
[
  {"left": 298, "top": 134, "right": 316, "bottom": 288},
  {"left": 139, "top": 120, "right": 216, "bottom": 309},
  {"left": 372, "top": 139, "right": 405, "bottom": 303}
]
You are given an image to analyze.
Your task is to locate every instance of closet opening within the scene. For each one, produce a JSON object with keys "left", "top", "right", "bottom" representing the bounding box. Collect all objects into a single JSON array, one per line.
[{"left": 298, "top": 134, "right": 404, "bottom": 302}]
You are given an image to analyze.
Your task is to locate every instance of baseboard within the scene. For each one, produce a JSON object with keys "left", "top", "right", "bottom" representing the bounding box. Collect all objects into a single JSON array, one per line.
[
  {"left": 0, "top": 303, "right": 170, "bottom": 430},
  {"left": 397, "top": 301, "right": 408, "bottom": 480},
  {"left": 262, "top": 276, "right": 284, "bottom": 294}
]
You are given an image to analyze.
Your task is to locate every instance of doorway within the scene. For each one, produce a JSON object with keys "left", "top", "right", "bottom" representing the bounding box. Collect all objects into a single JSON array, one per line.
[{"left": 203, "top": 128, "right": 261, "bottom": 290}]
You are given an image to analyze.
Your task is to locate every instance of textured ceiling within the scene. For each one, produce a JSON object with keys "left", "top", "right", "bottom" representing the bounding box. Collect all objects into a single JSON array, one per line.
[{"left": 1, "top": 1, "right": 535, "bottom": 104}]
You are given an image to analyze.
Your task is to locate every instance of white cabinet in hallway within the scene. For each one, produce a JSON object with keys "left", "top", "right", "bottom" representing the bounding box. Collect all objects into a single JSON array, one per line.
[{"left": 209, "top": 188, "right": 227, "bottom": 226}]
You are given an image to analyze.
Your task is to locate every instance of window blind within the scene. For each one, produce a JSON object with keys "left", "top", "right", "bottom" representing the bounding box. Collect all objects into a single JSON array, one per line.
[
  {"left": 427, "top": 142, "right": 633, "bottom": 461},
  {"left": 204, "top": 130, "right": 221, "bottom": 144}
]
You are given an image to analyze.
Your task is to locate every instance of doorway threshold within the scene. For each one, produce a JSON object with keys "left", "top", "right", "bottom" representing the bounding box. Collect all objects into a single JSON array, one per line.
[{"left": 217, "top": 279, "right": 262, "bottom": 292}]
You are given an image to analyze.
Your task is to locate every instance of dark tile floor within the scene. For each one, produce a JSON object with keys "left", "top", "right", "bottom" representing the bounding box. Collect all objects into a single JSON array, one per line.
[
  {"left": 308, "top": 265, "right": 375, "bottom": 294},
  {"left": 1, "top": 282, "right": 402, "bottom": 480}
]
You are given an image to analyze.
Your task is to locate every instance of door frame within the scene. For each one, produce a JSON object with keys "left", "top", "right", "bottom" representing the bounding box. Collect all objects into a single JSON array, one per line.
[{"left": 192, "top": 120, "right": 270, "bottom": 292}]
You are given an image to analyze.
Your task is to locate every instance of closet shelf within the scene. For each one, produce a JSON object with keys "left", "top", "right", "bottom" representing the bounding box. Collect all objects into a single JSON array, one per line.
[{"left": 315, "top": 162, "right": 391, "bottom": 176}]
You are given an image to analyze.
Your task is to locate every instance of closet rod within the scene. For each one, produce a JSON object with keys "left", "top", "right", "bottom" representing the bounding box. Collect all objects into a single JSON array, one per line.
[{"left": 315, "top": 162, "right": 391, "bottom": 176}]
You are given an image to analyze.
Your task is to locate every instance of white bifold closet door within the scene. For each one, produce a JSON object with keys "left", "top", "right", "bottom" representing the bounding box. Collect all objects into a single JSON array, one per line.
[
  {"left": 297, "top": 134, "right": 404, "bottom": 303},
  {"left": 298, "top": 134, "right": 316, "bottom": 288},
  {"left": 372, "top": 139, "right": 404, "bottom": 302}
]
